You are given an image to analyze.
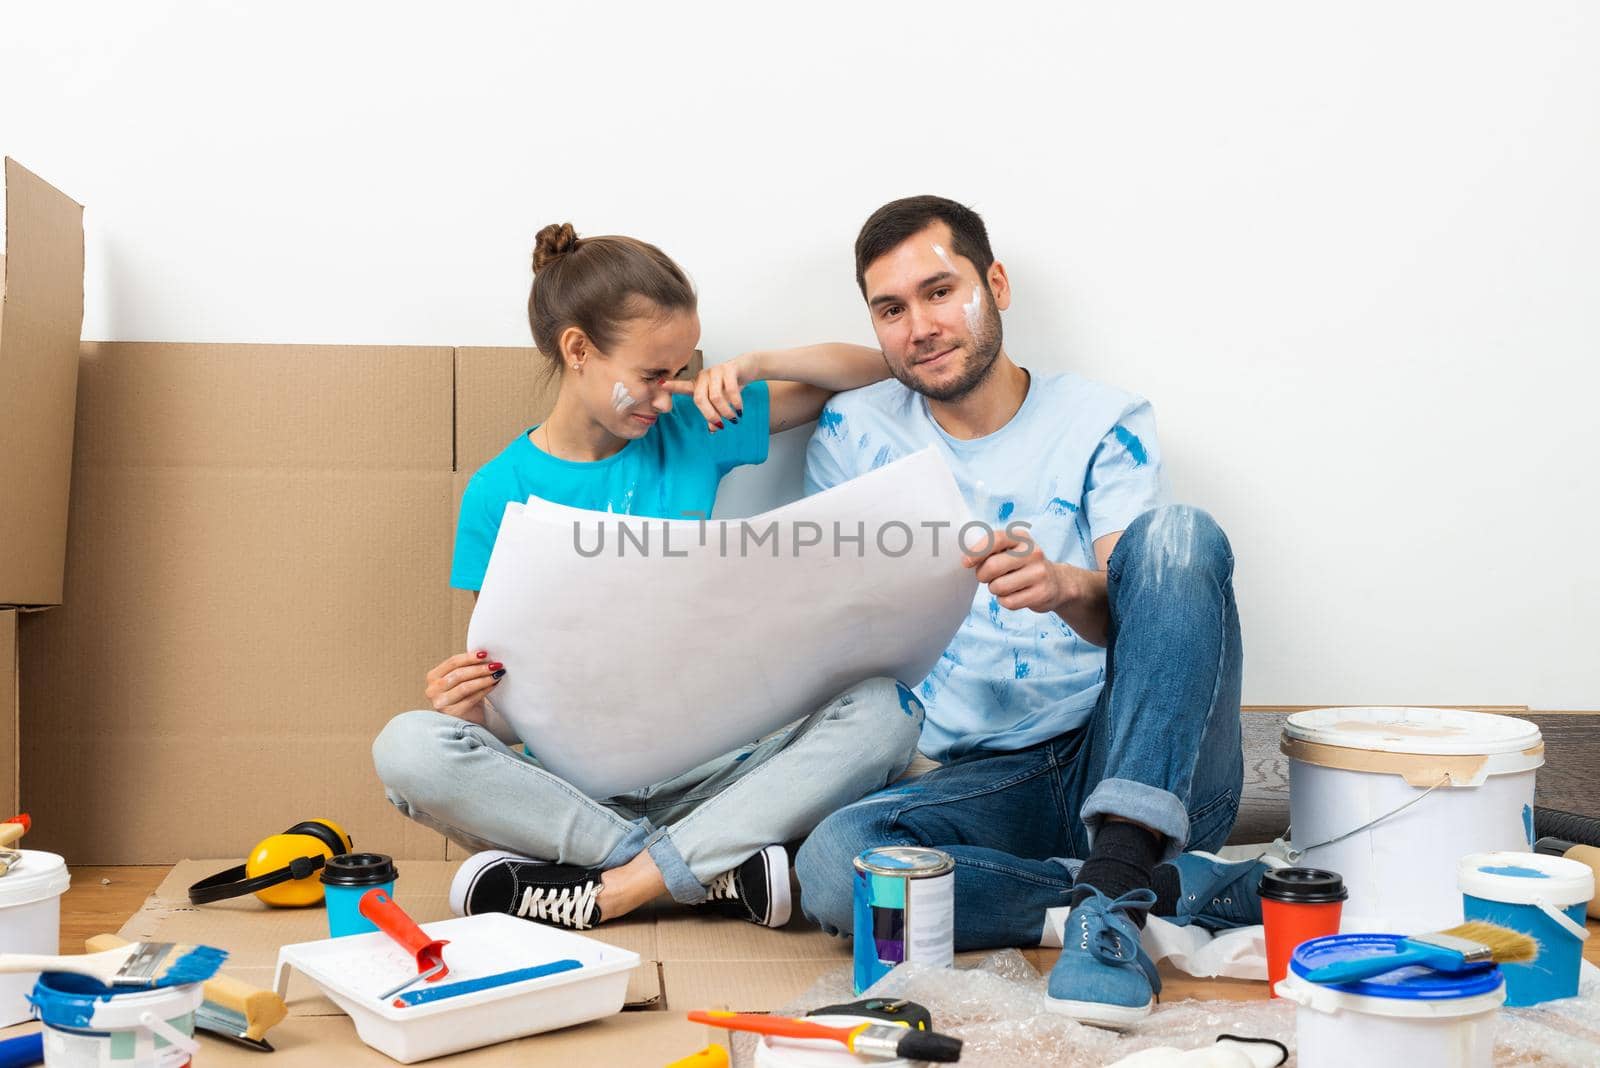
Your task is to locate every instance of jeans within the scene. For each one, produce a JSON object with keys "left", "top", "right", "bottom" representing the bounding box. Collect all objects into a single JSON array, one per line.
[
  {"left": 373, "top": 676, "right": 923, "bottom": 905},
  {"left": 795, "top": 505, "right": 1244, "bottom": 949}
]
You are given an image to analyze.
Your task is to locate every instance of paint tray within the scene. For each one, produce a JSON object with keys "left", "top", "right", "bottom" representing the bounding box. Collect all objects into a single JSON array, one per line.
[{"left": 273, "top": 913, "right": 638, "bottom": 1063}]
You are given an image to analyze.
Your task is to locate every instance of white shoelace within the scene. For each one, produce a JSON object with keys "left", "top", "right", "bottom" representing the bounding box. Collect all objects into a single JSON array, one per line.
[
  {"left": 704, "top": 869, "right": 741, "bottom": 902},
  {"left": 515, "top": 881, "right": 600, "bottom": 929}
]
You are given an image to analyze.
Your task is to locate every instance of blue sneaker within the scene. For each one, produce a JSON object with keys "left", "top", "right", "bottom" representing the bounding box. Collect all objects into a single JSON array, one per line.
[
  {"left": 1167, "top": 850, "right": 1271, "bottom": 930},
  {"left": 1045, "top": 887, "right": 1161, "bottom": 1029}
]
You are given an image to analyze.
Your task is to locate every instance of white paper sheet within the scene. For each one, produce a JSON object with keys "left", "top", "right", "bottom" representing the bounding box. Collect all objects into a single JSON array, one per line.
[{"left": 467, "top": 447, "right": 979, "bottom": 798}]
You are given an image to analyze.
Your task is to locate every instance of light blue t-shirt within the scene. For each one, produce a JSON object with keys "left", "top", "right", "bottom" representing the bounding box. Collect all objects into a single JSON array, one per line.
[
  {"left": 804, "top": 371, "right": 1166, "bottom": 761},
  {"left": 451, "top": 381, "right": 771, "bottom": 590}
]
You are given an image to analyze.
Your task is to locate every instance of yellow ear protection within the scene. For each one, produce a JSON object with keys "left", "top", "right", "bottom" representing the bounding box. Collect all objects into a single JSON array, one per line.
[{"left": 187, "top": 819, "right": 354, "bottom": 907}]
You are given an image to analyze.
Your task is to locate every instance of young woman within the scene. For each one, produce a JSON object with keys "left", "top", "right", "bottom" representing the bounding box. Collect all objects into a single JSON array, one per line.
[{"left": 372, "top": 223, "right": 925, "bottom": 930}]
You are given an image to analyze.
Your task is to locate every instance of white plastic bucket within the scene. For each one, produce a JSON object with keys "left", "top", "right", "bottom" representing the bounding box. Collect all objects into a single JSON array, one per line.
[
  {"left": 1282, "top": 707, "right": 1541, "bottom": 932},
  {"left": 30, "top": 972, "right": 203, "bottom": 1067},
  {"left": 1276, "top": 933, "right": 1505, "bottom": 1068},
  {"left": 753, "top": 1015, "right": 913, "bottom": 1067},
  {"left": 0, "top": 850, "right": 70, "bottom": 1026}
]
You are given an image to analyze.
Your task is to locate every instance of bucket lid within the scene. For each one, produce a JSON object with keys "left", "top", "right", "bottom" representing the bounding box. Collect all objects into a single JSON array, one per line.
[
  {"left": 0, "top": 850, "right": 69, "bottom": 908},
  {"left": 1458, "top": 851, "right": 1595, "bottom": 906},
  {"left": 320, "top": 852, "right": 397, "bottom": 887},
  {"left": 1284, "top": 707, "right": 1541, "bottom": 756},
  {"left": 1288, "top": 933, "right": 1504, "bottom": 1001},
  {"left": 1259, "top": 867, "right": 1348, "bottom": 904}
]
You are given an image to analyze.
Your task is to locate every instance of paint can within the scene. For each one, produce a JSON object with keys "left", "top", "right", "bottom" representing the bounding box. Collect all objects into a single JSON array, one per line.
[
  {"left": 752, "top": 1015, "right": 913, "bottom": 1067},
  {"left": 1275, "top": 933, "right": 1504, "bottom": 1068},
  {"left": 1458, "top": 850, "right": 1593, "bottom": 1006},
  {"left": 0, "top": 850, "right": 69, "bottom": 1027},
  {"left": 851, "top": 847, "right": 954, "bottom": 995},
  {"left": 29, "top": 971, "right": 204, "bottom": 1067},
  {"left": 1282, "top": 706, "right": 1542, "bottom": 932}
]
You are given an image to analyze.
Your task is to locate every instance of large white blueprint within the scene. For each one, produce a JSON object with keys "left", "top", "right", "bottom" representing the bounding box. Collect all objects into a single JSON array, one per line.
[{"left": 466, "top": 447, "right": 978, "bottom": 798}]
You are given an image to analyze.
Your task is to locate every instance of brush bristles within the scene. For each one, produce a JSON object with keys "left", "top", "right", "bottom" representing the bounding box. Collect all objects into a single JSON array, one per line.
[
  {"left": 1439, "top": 921, "right": 1540, "bottom": 965},
  {"left": 155, "top": 944, "right": 230, "bottom": 988}
]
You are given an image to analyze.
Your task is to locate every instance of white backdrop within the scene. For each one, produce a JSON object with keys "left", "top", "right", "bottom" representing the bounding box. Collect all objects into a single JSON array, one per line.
[{"left": 3, "top": 1, "right": 1595, "bottom": 708}]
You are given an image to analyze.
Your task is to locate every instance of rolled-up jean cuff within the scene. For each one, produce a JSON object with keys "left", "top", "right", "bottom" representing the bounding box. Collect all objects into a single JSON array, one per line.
[
  {"left": 599, "top": 821, "right": 655, "bottom": 872},
  {"left": 1080, "top": 779, "right": 1190, "bottom": 862},
  {"left": 646, "top": 832, "right": 706, "bottom": 905}
]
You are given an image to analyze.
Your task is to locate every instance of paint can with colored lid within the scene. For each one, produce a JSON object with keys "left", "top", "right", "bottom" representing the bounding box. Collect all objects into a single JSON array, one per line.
[
  {"left": 852, "top": 847, "right": 954, "bottom": 995},
  {"left": 29, "top": 971, "right": 204, "bottom": 1067},
  {"left": 1458, "top": 850, "right": 1593, "bottom": 1006}
]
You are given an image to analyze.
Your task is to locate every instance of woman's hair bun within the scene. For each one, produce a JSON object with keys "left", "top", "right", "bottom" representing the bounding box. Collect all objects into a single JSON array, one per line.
[{"left": 532, "top": 222, "right": 579, "bottom": 273}]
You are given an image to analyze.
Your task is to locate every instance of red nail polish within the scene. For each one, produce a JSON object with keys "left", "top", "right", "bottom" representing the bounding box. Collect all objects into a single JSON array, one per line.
[
  {"left": 475, "top": 651, "right": 487, "bottom": 659},
  {"left": 715, "top": 421, "right": 725, "bottom": 430},
  {"left": 488, "top": 662, "right": 503, "bottom": 671}
]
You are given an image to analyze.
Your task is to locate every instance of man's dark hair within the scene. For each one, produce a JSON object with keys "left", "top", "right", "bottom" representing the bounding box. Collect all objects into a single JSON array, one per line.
[{"left": 854, "top": 195, "right": 994, "bottom": 296}]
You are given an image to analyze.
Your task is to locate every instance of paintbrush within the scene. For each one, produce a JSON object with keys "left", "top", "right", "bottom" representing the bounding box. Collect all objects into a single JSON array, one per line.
[
  {"left": 1303, "top": 921, "right": 1537, "bottom": 985},
  {"left": 688, "top": 1010, "right": 964, "bottom": 1063},
  {"left": 88, "top": 933, "right": 286, "bottom": 1052},
  {"left": 0, "top": 941, "right": 227, "bottom": 988}
]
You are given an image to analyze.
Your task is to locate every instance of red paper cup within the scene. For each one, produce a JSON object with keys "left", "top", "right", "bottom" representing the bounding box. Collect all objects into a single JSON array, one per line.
[{"left": 1259, "top": 868, "right": 1347, "bottom": 996}]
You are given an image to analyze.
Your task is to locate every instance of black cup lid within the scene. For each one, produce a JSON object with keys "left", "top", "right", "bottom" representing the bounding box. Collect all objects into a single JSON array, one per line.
[
  {"left": 320, "top": 852, "right": 397, "bottom": 886},
  {"left": 1258, "top": 866, "right": 1347, "bottom": 904}
]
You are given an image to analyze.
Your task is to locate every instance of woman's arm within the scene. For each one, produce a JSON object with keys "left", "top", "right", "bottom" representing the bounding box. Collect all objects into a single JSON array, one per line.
[{"left": 669, "top": 344, "right": 888, "bottom": 433}]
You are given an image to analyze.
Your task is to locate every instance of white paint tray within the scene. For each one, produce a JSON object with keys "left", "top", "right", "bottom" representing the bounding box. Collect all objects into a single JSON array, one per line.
[{"left": 274, "top": 913, "right": 639, "bottom": 1063}]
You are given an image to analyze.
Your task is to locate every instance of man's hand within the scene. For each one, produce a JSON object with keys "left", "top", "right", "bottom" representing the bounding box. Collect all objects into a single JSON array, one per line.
[{"left": 964, "top": 529, "right": 1079, "bottom": 613}]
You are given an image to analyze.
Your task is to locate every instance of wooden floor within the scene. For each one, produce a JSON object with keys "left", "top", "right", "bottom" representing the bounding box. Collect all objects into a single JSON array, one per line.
[{"left": 60, "top": 866, "right": 1600, "bottom": 1003}]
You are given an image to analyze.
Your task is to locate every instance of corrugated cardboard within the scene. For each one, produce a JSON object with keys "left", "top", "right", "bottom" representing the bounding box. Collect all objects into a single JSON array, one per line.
[
  {"left": 0, "top": 158, "right": 84, "bottom": 607},
  {"left": 0, "top": 610, "right": 16, "bottom": 814},
  {"left": 22, "top": 343, "right": 457, "bottom": 864}
]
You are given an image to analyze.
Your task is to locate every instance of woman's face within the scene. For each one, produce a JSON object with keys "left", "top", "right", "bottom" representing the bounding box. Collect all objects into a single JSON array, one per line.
[{"left": 578, "top": 307, "right": 700, "bottom": 440}]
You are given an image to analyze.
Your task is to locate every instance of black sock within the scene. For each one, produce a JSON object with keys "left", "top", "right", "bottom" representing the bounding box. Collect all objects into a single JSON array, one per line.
[
  {"left": 1151, "top": 863, "right": 1181, "bottom": 917},
  {"left": 1071, "top": 821, "right": 1164, "bottom": 927}
]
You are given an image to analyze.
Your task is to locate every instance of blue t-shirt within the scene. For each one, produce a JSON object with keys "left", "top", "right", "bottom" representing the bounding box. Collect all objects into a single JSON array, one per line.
[
  {"left": 804, "top": 371, "right": 1166, "bottom": 761},
  {"left": 451, "top": 381, "right": 772, "bottom": 589}
]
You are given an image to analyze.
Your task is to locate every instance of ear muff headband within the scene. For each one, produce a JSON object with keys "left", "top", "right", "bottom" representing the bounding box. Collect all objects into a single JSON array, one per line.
[{"left": 187, "top": 819, "right": 355, "bottom": 906}]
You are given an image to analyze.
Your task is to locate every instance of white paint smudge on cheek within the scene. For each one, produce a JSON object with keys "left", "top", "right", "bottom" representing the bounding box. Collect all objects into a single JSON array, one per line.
[
  {"left": 963, "top": 285, "right": 982, "bottom": 335},
  {"left": 611, "top": 381, "right": 635, "bottom": 412}
]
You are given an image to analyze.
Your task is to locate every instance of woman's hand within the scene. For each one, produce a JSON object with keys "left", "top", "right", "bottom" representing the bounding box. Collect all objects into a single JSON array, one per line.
[
  {"left": 664, "top": 353, "right": 758, "bottom": 432},
  {"left": 424, "top": 651, "right": 505, "bottom": 724}
]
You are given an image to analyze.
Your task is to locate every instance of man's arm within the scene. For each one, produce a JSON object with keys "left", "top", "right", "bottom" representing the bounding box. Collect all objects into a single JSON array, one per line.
[{"left": 667, "top": 344, "right": 889, "bottom": 434}]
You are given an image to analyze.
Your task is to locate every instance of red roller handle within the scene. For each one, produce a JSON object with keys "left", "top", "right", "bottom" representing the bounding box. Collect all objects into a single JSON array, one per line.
[{"left": 359, "top": 888, "right": 450, "bottom": 979}]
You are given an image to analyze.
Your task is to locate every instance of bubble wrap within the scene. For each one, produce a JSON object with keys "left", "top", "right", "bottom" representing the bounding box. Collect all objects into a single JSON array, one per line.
[{"left": 727, "top": 952, "right": 1600, "bottom": 1067}]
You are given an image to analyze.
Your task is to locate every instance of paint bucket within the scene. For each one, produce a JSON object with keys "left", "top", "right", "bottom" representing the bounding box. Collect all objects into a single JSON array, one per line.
[
  {"left": 852, "top": 847, "right": 954, "bottom": 995},
  {"left": 1275, "top": 933, "right": 1504, "bottom": 1068},
  {"left": 1458, "top": 850, "right": 1592, "bottom": 1007},
  {"left": 752, "top": 1015, "right": 913, "bottom": 1067},
  {"left": 1282, "top": 706, "right": 1542, "bottom": 932},
  {"left": 0, "top": 849, "right": 70, "bottom": 1027},
  {"left": 29, "top": 972, "right": 204, "bottom": 1067}
]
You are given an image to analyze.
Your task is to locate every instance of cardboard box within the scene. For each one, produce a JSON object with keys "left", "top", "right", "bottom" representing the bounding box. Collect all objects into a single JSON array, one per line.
[
  {"left": 0, "top": 158, "right": 84, "bottom": 608},
  {"left": 0, "top": 610, "right": 17, "bottom": 814}
]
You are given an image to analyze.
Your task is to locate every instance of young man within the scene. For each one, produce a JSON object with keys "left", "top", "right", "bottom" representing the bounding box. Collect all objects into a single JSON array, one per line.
[{"left": 794, "top": 196, "right": 1266, "bottom": 1028}]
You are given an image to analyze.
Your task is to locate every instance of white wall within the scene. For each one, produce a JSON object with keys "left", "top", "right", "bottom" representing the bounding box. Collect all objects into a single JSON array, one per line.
[{"left": 3, "top": 1, "right": 1596, "bottom": 709}]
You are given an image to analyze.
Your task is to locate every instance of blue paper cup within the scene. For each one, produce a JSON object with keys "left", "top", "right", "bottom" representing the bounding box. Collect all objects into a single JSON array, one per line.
[{"left": 321, "top": 853, "right": 398, "bottom": 937}]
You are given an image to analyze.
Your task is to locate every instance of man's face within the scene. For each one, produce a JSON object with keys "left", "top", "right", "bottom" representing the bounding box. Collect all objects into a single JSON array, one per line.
[{"left": 861, "top": 222, "right": 1008, "bottom": 402}]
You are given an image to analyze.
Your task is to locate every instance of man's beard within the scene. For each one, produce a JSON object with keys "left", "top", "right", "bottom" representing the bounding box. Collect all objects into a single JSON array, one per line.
[{"left": 890, "top": 288, "right": 1004, "bottom": 402}]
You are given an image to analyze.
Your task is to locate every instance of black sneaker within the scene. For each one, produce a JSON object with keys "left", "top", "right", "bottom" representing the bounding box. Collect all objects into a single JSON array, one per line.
[
  {"left": 699, "top": 844, "right": 791, "bottom": 927},
  {"left": 449, "top": 849, "right": 604, "bottom": 930}
]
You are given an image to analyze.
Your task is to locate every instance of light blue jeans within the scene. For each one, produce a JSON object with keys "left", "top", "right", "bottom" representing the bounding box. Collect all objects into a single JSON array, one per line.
[
  {"left": 373, "top": 677, "right": 923, "bottom": 904},
  {"left": 795, "top": 505, "right": 1245, "bottom": 948}
]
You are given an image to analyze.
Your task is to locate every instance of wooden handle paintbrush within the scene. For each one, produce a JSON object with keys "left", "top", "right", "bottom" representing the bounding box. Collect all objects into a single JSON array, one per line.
[
  {"left": 88, "top": 934, "right": 286, "bottom": 1051},
  {"left": 1303, "top": 920, "right": 1537, "bottom": 985}
]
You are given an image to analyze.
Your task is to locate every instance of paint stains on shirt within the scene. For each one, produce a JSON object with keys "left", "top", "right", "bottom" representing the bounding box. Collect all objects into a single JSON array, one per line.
[
  {"left": 818, "top": 408, "right": 846, "bottom": 439},
  {"left": 1046, "top": 497, "right": 1079, "bottom": 516},
  {"left": 1013, "top": 651, "right": 1032, "bottom": 679},
  {"left": 1113, "top": 424, "right": 1148, "bottom": 466},
  {"left": 997, "top": 501, "right": 1015, "bottom": 522},
  {"left": 871, "top": 445, "right": 893, "bottom": 470}
]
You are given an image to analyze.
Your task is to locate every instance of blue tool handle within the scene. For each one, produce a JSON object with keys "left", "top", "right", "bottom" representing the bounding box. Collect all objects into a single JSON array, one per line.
[
  {"left": 395, "top": 958, "right": 584, "bottom": 1007},
  {"left": 1303, "top": 945, "right": 1443, "bottom": 984},
  {"left": 0, "top": 1032, "right": 43, "bottom": 1067}
]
